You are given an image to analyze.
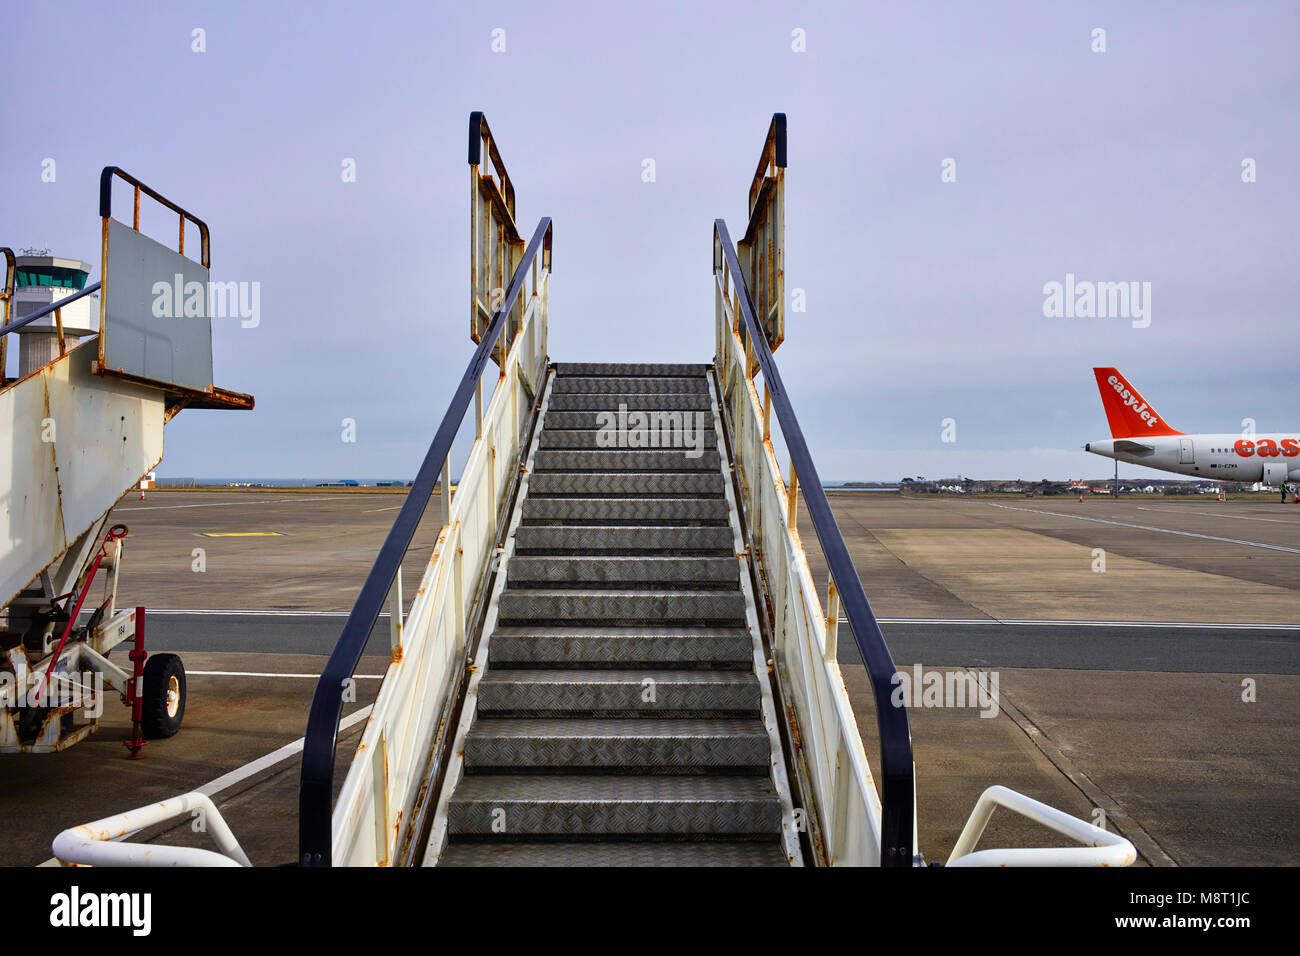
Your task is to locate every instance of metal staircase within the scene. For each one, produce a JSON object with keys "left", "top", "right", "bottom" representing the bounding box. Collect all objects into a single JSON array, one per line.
[
  {"left": 49, "top": 112, "right": 1139, "bottom": 869},
  {"left": 2, "top": 170, "right": 252, "bottom": 755},
  {"left": 436, "top": 362, "right": 794, "bottom": 865}
]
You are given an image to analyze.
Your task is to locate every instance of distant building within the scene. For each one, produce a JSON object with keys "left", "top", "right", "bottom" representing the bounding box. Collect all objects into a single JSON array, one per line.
[{"left": 8, "top": 250, "right": 98, "bottom": 376}]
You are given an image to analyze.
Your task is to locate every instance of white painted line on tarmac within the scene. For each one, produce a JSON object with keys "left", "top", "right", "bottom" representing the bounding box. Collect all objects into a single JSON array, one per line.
[
  {"left": 39, "top": 704, "right": 374, "bottom": 867},
  {"left": 1137, "top": 506, "right": 1300, "bottom": 526},
  {"left": 854, "top": 618, "right": 1300, "bottom": 630},
  {"left": 194, "top": 704, "right": 373, "bottom": 799},
  {"left": 188, "top": 670, "right": 385, "bottom": 678},
  {"left": 125, "top": 608, "right": 380, "bottom": 617},
  {"left": 105, "top": 609, "right": 1300, "bottom": 630},
  {"left": 120, "top": 496, "right": 340, "bottom": 512},
  {"left": 986, "top": 502, "right": 1300, "bottom": 554}
]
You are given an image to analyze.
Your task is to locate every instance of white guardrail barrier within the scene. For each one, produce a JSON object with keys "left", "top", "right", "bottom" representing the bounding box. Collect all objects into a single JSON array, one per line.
[
  {"left": 52, "top": 793, "right": 251, "bottom": 867},
  {"left": 947, "top": 786, "right": 1137, "bottom": 867}
]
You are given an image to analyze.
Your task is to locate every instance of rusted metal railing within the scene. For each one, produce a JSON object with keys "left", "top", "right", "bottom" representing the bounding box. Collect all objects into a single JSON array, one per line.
[
  {"left": 299, "top": 216, "right": 552, "bottom": 866},
  {"left": 0, "top": 247, "right": 13, "bottom": 377},
  {"left": 469, "top": 111, "right": 525, "bottom": 367},
  {"left": 712, "top": 115, "right": 915, "bottom": 867},
  {"left": 99, "top": 166, "right": 210, "bottom": 267},
  {"left": 738, "top": 113, "right": 785, "bottom": 353}
]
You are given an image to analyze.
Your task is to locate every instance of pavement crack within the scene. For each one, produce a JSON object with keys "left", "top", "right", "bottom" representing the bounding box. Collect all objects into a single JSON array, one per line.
[{"left": 970, "top": 666, "right": 1178, "bottom": 868}]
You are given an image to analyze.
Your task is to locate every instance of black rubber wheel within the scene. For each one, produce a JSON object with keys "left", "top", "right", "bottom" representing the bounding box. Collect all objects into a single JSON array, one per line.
[{"left": 141, "top": 653, "right": 186, "bottom": 739}]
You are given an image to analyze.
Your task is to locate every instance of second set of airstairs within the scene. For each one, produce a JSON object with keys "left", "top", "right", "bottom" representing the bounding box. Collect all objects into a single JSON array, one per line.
[
  {"left": 2, "top": 171, "right": 251, "bottom": 757},
  {"left": 52, "top": 113, "right": 1138, "bottom": 868}
]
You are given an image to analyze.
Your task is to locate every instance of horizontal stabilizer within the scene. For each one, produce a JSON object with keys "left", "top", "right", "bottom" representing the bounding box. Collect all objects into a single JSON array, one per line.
[{"left": 1113, "top": 439, "right": 1155, "bottom": 455}]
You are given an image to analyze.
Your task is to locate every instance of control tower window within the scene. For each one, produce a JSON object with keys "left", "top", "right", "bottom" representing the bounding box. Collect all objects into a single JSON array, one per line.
[{"left": 15, "top": 267, "right": 88, "bottom": 290}]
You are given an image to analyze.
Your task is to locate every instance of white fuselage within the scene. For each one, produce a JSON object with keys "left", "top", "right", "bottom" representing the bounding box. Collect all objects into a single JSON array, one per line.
[{"left": 1086, "top": 434, "right": 1300, "bottom": 484}]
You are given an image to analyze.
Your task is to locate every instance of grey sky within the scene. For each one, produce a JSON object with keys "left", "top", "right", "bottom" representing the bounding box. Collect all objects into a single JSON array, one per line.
[{"left": 3, "top": 1, "right": 1296, "bottom": 482}]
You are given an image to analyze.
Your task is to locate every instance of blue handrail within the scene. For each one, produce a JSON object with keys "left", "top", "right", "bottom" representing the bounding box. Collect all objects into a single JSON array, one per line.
[
  {"left": 714, "top": 219, "right": 916, "bottom": 866},
  {"left": 298, "top": 216, "right": 552, "bottom": 866},
  {"left": 0, "top": 281, "right": 101, "bottom": 337}
]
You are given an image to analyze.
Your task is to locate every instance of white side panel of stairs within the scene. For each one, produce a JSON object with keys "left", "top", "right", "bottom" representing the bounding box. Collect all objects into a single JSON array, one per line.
[{"left": 0, "top": 339, "right": 164, "bottom": 607}]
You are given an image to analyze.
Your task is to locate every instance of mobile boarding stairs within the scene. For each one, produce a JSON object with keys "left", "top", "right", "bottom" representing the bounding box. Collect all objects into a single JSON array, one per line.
[
  {"left": 2, "top": 170, "right": 251, "bottom": 755},
  {"left": 53, "top": 115, "right": 1135, "bottom": 868}
]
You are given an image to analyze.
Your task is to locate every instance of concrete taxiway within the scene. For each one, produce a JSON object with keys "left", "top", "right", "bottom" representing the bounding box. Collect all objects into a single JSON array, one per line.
[{"left": 2, "top": 491, "right": 1294, "bottom": 866}]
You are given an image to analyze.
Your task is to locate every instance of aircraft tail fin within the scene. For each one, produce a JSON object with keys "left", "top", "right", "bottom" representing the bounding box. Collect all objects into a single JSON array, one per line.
[{"left": 1093, "top": 368, "right": 1183, "bottom": 438}]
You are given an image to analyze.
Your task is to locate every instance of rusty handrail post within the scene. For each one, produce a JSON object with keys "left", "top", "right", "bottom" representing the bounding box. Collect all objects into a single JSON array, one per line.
[
  {"left": 714, "top": 217, "right": 915, "bottom": 867},
  {"left": 0, "top": 247, "right": 14, "bottom": 379},
  {"left": 299, "top": 217, "right": 552, "bottom": 867}
]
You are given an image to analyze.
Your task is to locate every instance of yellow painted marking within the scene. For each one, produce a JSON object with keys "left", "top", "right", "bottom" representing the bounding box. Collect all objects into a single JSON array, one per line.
[{"left": 200, "top": 532, "right": 285, "bottom": 538}]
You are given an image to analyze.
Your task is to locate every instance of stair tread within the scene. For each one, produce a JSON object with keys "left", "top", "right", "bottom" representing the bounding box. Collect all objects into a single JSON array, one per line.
[
  {"left": 490, "top": 625, "right": 750, "bottom": 638},
  {"left": 513, "top": 525, "right": 735, "bottom": 553},
  {"left": 449, "top": 774, "right": 779, "bottom": 803},
  {"left": 438, "top": 842, "right": 788, "bottom": 867},
  {"left": 553, "top": 363, "right": 710, "bottom": 377},
  {"left": 501, "top": 587, "right": 741, "bottom": 597},
  {"left": 551, "top": 376, "right": 710, "bottom": 393},
  {"left": 496, "top": 589, "right": 747, "bottom": 622},
  {"left": 505, "top": 555, "right": 739, "bottom": 586},
  {"left": 546, "top": 394, "right": 715, "bottom": 412},
  {"left": 480, "top": 669, "right": 757, "bottom": 684},
  {"left": 467, "top": 718, "right": 768, "bottom": 738}
]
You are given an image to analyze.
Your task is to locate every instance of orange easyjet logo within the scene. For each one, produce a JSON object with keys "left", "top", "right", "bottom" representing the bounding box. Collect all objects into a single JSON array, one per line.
[
  {"left": 1234, "top": 439, "right": 1300, "bottom": 458},
  {"left": 1107, "top": 374, "right": 1162, "bottom": 429}
]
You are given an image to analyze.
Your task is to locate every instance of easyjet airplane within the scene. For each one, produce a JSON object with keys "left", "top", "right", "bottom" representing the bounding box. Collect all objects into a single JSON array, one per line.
[{"left": 1085, "top": 368, "right": 1299, "bottom": 486}]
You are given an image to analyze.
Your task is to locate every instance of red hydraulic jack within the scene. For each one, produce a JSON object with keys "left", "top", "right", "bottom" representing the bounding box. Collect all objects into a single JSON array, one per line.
[{"left": 124, "top": 607, "right": 148, "bottom": 758}]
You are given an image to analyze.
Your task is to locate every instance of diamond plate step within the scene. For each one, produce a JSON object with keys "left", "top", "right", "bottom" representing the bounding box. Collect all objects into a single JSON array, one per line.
[
  {"left": 539, "top": 429, "right": 715, "bottom": 450},
  {"left": 438, "top": 841, "right": 788, "bottom": 866},
  {"left": 543, "top": 408, "right": 717, "bottom": 431},
  {"left": 446, "top": 775, "right": 782, "bottom": 837},
  {"left": 427, "top": 355, "right": 794, "bottom": 865},
  {"left": 521, "top": 497, "right": 729, "bottom": 523},
  {"left": 476, "top": 669, "right": 761, "bottom": 715},
  {"left": 513, "top": 525, "right": 735, "bottom": 555},
  {"left": 553, "top": 363, "right": 710, "bottom": 378},
  {"left": 464, "top": 718, "right": 771, "bottom": 770},
  {"left": 527, "top": 472, "right": 723, "bottom": 497},
  {"left": 548, "top": 393, "right": 714, "bottom": 412},
  {"left": 488, "top": 626, "right": 753, "bottom": 666},
  {"left": 497, "top": 589, "right": 746, "bottom": 625},
  {"left": 551, "top": 376, "right": 709, "bottom": 394},
  {"left": 506, "top": 556, "right": 738, "bottom": 588},
  {"left": 533, "top": 449, "right": 720, "bottom": 472},
  {"left": 544, "top": 410, "right": 719, "bottom": 431}
]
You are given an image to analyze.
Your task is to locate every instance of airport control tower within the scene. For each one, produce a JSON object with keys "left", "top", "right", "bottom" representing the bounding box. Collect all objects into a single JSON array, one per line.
[{"left": 8, "top": 248, "right": 98, "bottom": 377}]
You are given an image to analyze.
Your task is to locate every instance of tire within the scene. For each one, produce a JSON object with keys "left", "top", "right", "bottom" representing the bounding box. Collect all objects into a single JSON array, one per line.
[{"left": 141, "top": 653, "right": 186, "bottom": 739}]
